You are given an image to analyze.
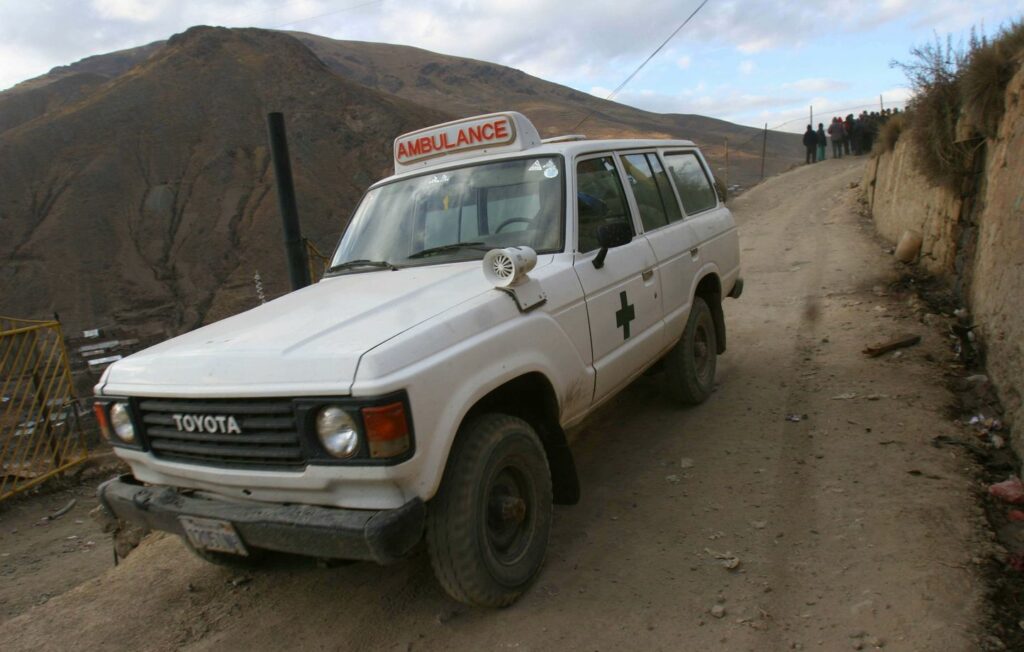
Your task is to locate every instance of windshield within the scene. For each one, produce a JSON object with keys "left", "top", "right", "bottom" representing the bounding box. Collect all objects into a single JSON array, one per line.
[{"left": 329, "top": 156, "right": 564, "bottom": 271}]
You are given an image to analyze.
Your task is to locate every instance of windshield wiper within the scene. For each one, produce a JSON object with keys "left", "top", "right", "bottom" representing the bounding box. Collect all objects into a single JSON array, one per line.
[
  {"left": 328, "top": 259, "right": 399, "bottom": 272},
  {"left": 407, "top": 242, "right": 489, "bottom": 259}
]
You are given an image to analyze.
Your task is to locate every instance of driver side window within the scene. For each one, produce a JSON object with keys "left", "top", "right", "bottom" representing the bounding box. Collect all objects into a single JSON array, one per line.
[{"left": 576, "top": 156, "right": 633, "bottom": 253}]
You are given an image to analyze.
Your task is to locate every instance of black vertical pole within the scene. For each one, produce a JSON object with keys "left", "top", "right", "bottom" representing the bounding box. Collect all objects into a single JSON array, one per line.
[
  {"left": 266, "top": 112, "right": 311, "bottom": 291},
  {"left": 760, "top": 122, "right": 768, "bottom": 181}
]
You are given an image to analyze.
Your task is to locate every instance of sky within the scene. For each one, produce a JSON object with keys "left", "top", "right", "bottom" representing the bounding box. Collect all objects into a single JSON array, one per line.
[{"left": 1, "top": 0, "right": 1022, "bottom": 132}]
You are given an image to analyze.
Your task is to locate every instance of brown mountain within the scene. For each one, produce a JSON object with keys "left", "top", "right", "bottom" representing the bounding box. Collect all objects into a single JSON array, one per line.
[
  {"left": 292, "top": 32, "right": 801, "bottom": 179},
  {"left": 0, "top": 41, "right": 164, "bottom": 134},
  {"left": 0, "top": 26, "right": 800, "bottom": 337},
  {"left": 0, "top": 27, "right": 447, "bottom": 336}
]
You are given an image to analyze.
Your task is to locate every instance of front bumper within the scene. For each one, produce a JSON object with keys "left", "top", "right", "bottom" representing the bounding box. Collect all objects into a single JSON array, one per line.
[{"left": 98, "top": 474, "right": 425, "bottom": 564}]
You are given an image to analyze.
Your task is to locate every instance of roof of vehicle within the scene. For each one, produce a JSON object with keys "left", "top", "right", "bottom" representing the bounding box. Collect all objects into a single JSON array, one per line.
[
  {"left": 381, "top": 134, "right": 698, "bottom": 187},
  {"left": 382, "top": 111, "right": 700, "bottom": 186}
]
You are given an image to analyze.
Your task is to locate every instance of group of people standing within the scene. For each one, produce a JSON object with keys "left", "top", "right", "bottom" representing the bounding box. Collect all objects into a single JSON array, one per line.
[{"left": 802, "top": 109, "right": 899, "bottom": 164}]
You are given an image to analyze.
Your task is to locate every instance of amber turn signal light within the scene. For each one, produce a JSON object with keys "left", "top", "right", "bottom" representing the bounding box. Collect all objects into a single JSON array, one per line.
[
  {"left": 362, "top": 402, "right": 410, "bottom": 459},
  {"left": 92, "top": 402, "right": 112, "bottom": 441}
]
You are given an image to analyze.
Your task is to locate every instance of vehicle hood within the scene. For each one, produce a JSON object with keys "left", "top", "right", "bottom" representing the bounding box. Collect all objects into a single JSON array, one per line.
[{"left": 100, "top": 261, "right": 505, "bottom": 397}]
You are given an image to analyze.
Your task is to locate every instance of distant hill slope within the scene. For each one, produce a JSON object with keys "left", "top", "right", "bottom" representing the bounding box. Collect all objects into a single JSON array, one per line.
[
  {"left": 0, "top": 27, "right": 447, "bottom": 334},
  {"left": 292, "top": 33, "right": 801, "bottom": 184},
  {"left": 0, "top": 26, "right": 800, "bottom": 335},
  {"left": 292, "top": 33, "right": 795, "bottom": 163},
  {"left": 1, "top": 29, "right": 801, "bottom": 181},
  {"left": 0, "top": 41, "right": 163, "bottom": 134}
]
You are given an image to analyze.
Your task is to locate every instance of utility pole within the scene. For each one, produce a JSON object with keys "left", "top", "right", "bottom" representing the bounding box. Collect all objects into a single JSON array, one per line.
[
  {"left": 879, "top": 94, "right": 884, "bottom": 112},
  {"left": 809, "top": 105, "right": 813, "bottom": 128},
  {"left": 266, "top": 112, "right": 311, "bottom": 292},
  {"left": 724, "top": 138, "right": 729, "bottom": 190},
  {"left": 760, "top": 123, "right": 768, "bottom": 180}
]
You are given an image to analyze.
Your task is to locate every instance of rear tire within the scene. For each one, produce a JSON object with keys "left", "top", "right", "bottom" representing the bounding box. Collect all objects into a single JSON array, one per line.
[
  {"left": 665, "top": 296, "right": 718, "bottom": 405},
  {"left": 426, "top": 414, "right": 552, "bottom": 607}
]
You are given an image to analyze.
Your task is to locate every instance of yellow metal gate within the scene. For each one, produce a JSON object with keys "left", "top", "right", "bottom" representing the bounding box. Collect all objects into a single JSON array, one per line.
[{"left": 0, "top": 317, "right": 89, "bottom": 500}]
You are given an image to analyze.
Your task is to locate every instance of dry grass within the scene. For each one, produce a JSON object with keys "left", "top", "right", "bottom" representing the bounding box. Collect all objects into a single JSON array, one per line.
[
  {"left": 895, "top": 35, "right": 972, "bottom": 189},
  {"left": 961, "top": 20, "right": 1024, "bottom": 138},
  {"left": 874, "top": 112, "right": 906, "bottom": 155},
  {"left": 893, "top": 23, "right": 1024, "bottom": 190},
  {"left": 907, "top": 75, "right": 971, "bottom": 190}
]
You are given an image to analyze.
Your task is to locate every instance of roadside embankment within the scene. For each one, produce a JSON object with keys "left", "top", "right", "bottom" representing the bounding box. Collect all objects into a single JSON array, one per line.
[
  {"left": 861, "top": 139, "right": 960, "bottom": 275},
  {"left": 862, "top": 61, "right": 1024, "bottom": 459}
]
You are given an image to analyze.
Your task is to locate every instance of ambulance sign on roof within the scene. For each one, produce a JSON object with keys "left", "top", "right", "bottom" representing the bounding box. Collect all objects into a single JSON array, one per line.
[{"left": 393, "top": 112, "right": 542, "bottom": 173}]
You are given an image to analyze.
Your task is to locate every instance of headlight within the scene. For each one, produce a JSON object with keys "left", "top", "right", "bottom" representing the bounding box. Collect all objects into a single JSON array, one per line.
[
  {"left": 315, "top": 406, "right": 359, "bottom": 458},
  {"left": 109, "top": 402, "right": 135, "bottom": 443}
]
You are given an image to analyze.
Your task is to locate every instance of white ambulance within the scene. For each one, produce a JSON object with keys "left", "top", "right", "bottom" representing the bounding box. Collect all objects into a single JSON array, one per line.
[{"left": 96, "top": 112, "right": 742, "bottom": 607}]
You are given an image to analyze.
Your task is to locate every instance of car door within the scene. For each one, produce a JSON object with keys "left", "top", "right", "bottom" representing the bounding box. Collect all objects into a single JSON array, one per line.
[
  {"left": 662, "top": 149, "right": 739, "bottom": 309},
  {"left": 572, "top": 153, "right": 664, "bottom": 404},
  {"left": 620, "top": 151, "right": 702, "bottom": 345}
]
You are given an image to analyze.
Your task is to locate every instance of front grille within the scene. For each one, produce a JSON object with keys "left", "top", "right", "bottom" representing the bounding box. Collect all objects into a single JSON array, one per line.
[{"left": 137, "top": 398, "right": 305, "bottom": 470}]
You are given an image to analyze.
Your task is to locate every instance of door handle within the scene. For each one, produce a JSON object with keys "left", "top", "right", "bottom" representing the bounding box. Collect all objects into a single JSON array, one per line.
[
  {"left": 690, "top": 247, "right": 700, "bottom": 258},
  {"left": 641, "top": 269, "right": 654, "bottom": 281}
]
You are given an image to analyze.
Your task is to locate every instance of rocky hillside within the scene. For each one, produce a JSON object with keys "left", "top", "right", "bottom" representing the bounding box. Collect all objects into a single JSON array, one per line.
[
  {"left": 0, "top": 27, "right": 446, "bottom": 336},
  {"left": 0, "top": 41, "right": 163, "bottom": 134},
  {"left": 291, "top": 34, "right": 788, "bottom": 156},
  {"left": 0, "top": 26, "right": 800, "bottom": 336}
]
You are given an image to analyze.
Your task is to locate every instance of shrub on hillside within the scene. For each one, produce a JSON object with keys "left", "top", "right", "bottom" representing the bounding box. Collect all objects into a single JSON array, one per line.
[
  {"left": 894, "top": 35, "right": 973, "bottom": 190},
  {"left": 961, "top": 20, "right": 1024, "bottom": 139},
  {"left": 893, "top": 23, "right": 1024, "bottom": 191},
  {"left": 873, "top": 112, "right": 906, "bottom": 155}
]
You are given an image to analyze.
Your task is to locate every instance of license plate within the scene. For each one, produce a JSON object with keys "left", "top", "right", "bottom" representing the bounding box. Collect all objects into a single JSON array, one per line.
[{"left": 179, "top": 516, "right": 249, "bottom": 556}]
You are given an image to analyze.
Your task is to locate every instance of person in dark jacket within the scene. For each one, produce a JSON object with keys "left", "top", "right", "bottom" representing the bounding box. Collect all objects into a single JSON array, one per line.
[
  {"left": 851, "top": 116, "right": 864, "bottom": 155},
  {"left": 843, "top": 114, "right": 854, "bottom": 155},
  {"left": 803, "top": 125, "right": 816, "bottom": 164},
  {"left": 816, "top": 123, "right": 827, "bottom": 162},
  {"left": 828, "top": 117, "right": 844, "bottom": 159}
]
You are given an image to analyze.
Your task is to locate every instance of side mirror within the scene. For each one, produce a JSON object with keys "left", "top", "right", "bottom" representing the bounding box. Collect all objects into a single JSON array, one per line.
[{"left": 593, "top": 221, "right": 632, "bottom": 269}]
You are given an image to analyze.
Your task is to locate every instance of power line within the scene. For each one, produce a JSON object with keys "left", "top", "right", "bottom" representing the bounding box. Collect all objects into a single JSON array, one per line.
[
  {"left": 573, "top": 0, "right": 710, "bottom": 131},
  {"left": 732, "top": 97, "right": 910, "bottom": 149}
]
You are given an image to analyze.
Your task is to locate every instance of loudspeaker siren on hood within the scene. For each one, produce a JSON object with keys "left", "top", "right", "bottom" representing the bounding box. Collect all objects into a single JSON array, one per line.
[{"left": 481, "top": 246, "right": 546, "bottom": 312}]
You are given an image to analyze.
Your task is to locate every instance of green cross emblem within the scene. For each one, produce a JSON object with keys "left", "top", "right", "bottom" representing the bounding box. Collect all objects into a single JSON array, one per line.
[{"left": 615, "top": 291, "right": 635, "bottom": 340}]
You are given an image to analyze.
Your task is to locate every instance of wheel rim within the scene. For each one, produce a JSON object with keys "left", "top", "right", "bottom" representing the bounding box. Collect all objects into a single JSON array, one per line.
[
  {"left": 693, "top": 321, "right": 713, "bottom": 385},
  {"left": 485, "top": 465, "right": 533, "bottom": 565}
]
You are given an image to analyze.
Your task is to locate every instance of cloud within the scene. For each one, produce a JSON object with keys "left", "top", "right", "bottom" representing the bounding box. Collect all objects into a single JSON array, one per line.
[
  {"left": 91, "top": 0, "right": 171, "bottom": 23},
  {"left": 5, "top": 0, "right": 1015, "bottom": 90},
  {"left": 0, "top": 0, "right": 1014, "bottom": 117},
  {"left": 587, "top": 84, "right": 808, "bottom": 121},
  {"left": 737, "top": 38, "right": 775, "bottom": 54},
  {"left": 782, "top": 78, "right": 850, "bottom": 93},
  {"left": 739, "top": 60, "right": 755, "bottom": 75}
]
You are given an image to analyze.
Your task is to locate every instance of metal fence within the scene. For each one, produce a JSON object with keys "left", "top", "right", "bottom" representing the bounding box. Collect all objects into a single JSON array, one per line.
[
  {"left": 306, "top": 238, "right": 330, "bottom": 283},
  {"left": 0, "top": 316, "right": 89, "bottom": 501}
]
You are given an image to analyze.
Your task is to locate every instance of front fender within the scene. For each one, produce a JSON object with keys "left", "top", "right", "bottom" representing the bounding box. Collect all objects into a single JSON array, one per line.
[{"left": 351, "top": 292, "right": 592, "bottom": 502}]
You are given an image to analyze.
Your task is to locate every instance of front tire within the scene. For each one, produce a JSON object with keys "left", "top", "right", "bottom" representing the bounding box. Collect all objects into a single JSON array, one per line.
[
  {"left": 665, "top": 296, "right": 718, "bottom": 405},
  {"left": 426, "top": 414, "right": 553, "bottom": 607}
]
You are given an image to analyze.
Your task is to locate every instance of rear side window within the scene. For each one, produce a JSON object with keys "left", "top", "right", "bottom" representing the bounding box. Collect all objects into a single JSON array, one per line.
[
  {"left": 622, "top": 154, "right": 668, "bottom": 231},
  {"left": 664, "top": 152, "right": 717, "bottom": 215},
  {"left": 622, "top": 153, "right": 684, "bottom": 230},
  {"left": 576, "top": 156, "right": 633, "bottom": 253},
  {"left": 648, "top": 154, "right": 683, "bottom": 223}
]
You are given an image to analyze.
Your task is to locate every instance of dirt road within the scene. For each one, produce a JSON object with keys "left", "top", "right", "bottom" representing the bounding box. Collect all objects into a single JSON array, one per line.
[{"left": 0, "top": 157, "right": 992, "bottom": 651}]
